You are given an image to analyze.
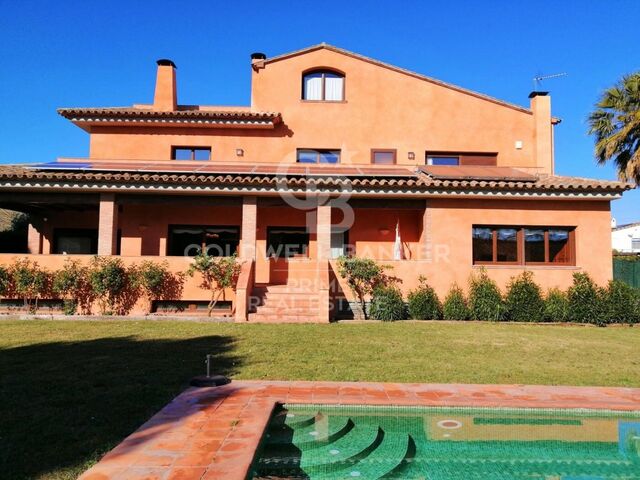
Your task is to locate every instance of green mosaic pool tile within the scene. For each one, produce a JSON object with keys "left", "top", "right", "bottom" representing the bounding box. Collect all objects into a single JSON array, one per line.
[
  {"left": 302, "top": 424, "right": 383, "bottom": 474},
  {"left": 473, "top": 417, "right": 582, "bottom": 425},
  {"left": 251, "top": 405, "right": 640, "bottom": 480},
  {"left": 292, "top": 415, "right": 354, "bottom": 449}
]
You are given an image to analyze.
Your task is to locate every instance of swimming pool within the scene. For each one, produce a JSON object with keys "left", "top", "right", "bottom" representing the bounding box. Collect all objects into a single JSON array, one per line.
[{"left": 250, "top": 404, "right": 640, "bottom": 479}]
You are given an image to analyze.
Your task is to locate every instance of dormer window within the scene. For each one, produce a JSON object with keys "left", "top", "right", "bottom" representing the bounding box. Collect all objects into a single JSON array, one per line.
[{"left": 302, "top": 70, "right": 344, "bottom": 101}]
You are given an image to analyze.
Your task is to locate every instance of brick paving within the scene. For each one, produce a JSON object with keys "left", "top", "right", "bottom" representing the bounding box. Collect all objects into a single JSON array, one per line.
[{"left": 79, "top": 380, "right": 640, "bottom": 480}]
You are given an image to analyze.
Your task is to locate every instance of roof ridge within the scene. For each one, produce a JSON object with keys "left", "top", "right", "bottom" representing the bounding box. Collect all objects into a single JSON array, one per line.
[{"left": 263, "top": 43, "right": 532, "bottom": 115}]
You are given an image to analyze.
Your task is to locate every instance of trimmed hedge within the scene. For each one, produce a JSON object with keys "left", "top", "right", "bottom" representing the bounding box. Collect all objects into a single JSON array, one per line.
[
  {"left": 603, "top": 279, "right": 640, "bottom": 324},
  {"left": 505, "top": 272, "right": 544, "bottom": 322},
  {"left": 442, "top": 284, "right": 470, "bottom": 321},
  {"left": 468, "top": 269, "right": 505, "bottom": 321},
  {"left": 543, "top": 288, "right": 569, "bottom": 323},
  {"left": 369, "top": 285, "right": 406, "bottom": 321},
  {"left": 407, "top": 277, "right": 441, "bottom": 320},
  {"left": 567, "top": 272, "right": 606, "bottom": 326}
]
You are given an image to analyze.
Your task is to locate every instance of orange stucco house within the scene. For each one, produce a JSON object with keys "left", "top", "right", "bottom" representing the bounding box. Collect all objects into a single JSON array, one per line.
[{"left": 0, "top": 44, "right": 629, "bottom": 321}]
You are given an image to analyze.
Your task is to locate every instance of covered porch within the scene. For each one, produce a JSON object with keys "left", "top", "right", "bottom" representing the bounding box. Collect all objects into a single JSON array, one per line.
[{"left": 0, "top": 192, "right": 431, "bottom": 320}]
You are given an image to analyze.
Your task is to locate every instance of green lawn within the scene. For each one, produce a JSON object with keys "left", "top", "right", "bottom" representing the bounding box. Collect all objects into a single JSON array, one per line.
[{"left": 1, "top": 319, "right": 638, "bottom": 479}]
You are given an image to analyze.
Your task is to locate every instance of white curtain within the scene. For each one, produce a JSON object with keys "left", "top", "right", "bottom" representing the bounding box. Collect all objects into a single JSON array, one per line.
[
  {"left": 394, "top": 220, "right": 404, "bottom": 260},
  {"left": 303, "top": 73, "right": 323, "bottom": 100},
  {"left": 324, "top": 74, "right": 344, "bottom": 101}
]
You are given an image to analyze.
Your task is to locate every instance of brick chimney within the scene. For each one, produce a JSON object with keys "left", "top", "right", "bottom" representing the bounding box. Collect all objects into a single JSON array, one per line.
[
  {"left": 529, "top": 91, "right": 554, "bottom": 175},
  {"left": 153, "top": 59, "right": 177, "bottom": 111}
]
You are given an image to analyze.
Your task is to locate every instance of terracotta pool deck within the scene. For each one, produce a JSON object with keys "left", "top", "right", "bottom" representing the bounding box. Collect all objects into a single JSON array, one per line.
[{"left": 79, "top": 380, "right": 640, "bottom": 480}]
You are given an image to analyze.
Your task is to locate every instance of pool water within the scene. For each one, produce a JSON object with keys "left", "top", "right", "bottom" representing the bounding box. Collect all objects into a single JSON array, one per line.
[{"left": 250, "top": 404, "right": 640, "bottom": 479}]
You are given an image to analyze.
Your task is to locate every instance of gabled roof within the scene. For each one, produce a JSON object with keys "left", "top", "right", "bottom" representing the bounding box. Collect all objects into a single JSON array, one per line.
[{"left": 261, "top": 43, "right": 535, "bottom": 116}]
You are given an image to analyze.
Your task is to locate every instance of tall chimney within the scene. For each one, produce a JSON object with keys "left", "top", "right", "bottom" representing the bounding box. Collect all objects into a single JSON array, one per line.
[
  {"left": 529, "top": 91, "right": 553, "bottom": 175},
  {"left": 153, "top": 59, "right": 177, "bottom": 111}
]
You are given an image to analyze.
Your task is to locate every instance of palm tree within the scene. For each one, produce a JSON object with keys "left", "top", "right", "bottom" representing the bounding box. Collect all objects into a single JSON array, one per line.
[{"left": 588, "top": 72, "right": 640, "bottom": 184}]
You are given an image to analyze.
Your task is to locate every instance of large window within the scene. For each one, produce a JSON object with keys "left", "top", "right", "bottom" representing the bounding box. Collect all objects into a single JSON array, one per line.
[
  {"left": 171, "top": 146, "right": 211, "bottom": 161},
  {"left": 53, "top": 229, "right": 98, "bottom": 254},
  {"left": 302, "top": 70, "right": 344, "bottom": 101},
  {"left": 473, "top": 226, "right": 575, "bottom": 265},
  {"left": 371, "top": 149, "right": 397, "bottom": 165},
  {"left": 297, "top": 149, "right": 341, "bottom": 164},
  {"left": 168, "top": 225, "right": 239, "bottom": 257},
  {"left": 267, "top": 227, "right": 309, "bottom": 258}
]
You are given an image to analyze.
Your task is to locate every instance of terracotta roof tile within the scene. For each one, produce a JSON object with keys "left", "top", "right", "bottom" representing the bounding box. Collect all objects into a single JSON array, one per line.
[{"left": 0, "top": 163, "right": 630, "bottom": 197}]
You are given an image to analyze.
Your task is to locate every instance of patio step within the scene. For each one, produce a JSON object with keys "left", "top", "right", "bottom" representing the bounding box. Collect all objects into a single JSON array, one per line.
[{"left": 248, "top": 284, "right": 321, "bottom": 322}]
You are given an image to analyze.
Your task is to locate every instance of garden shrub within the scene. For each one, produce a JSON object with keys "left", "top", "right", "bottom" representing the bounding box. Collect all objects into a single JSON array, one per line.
[
  {"left": 369, "top": 285, "right": 406, "bottom": 321},
  {"left": 187, "top": 253, "right": 241, "bottom": 316},
  {"left": 337, "top": 256, "right": 392, "bottom": 320},
  {"left": 89, "top": 256, "right": 129, "bottom": 315},
  {"left": 0, "top": 265, "right": 10, "bottom": 296},
  {"left": 407, "top": 276, "right": 441, "bottom": 320},
  {"left": 53, "top": 259, "right": 93, "bottom": 315},
  {"left": 133, "top": 260, "right": 172, "bottom": 314},
  {"left": 543, "top": 288, "right": 569, "bottom": 322},
  {"left": 442, "top": 284, "right": 470, "bottom": 320},
  {"left": 468, "top": 269, "right": 505, "bottom": 321},
  {"left": 504, "top": 271, "right": 544, "bottom": 322},
  {"left": 602, "top": 279, "right": 640, "bottom": 324},
  {"left": 10, "top": 258, "right": 50, "bottom": 312},
  {"left": 567, "top": 272, "right": 606, "bottom": 326}
]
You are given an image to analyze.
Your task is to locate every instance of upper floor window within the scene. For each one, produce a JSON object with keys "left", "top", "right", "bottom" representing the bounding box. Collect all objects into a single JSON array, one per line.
[
  {"left": 426, "top": 152, "right": 497, "bottom": 166},
  {"left": 172, "top": 146, "right": 211, "bottom": 161},
  {"left": 302, "top": 70, "right": 344, "bottom": 101},
  {"left": 427, "top": 155, "right": 460, "bottom": 166},
  {"left": 371, "top": 149, "right": 397, "bottom": 165},
  {"left": 297, "top": 149, "right": 341, "bottom": 164}
]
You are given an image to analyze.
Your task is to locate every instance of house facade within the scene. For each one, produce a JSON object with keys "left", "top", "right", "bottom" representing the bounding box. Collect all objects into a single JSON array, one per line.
[
  {"left": 612, "top": 221, "right": 640, "bottom": 253},
  {"left": 0, "top": 44, "right": 629, "bottom": 321}
]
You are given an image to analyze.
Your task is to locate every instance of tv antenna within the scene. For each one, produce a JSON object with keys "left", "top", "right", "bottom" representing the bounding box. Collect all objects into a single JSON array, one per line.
[{"left": 533, "top": 72, "right": 567, "bottom": 90}]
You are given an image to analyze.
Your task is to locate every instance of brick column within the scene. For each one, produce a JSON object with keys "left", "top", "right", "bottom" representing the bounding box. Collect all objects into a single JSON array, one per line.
[
  {"left": 419, "top": 200, "right": 432, "bottom": 261},
  {"left": 98, "top": 193, "right": 118, "bottom": 255},
  {"left": 316, "top": 201, "right": 332, "bottom": 261},
  {"left": 27, "top": 223, "right": 42, "bottom": 254},
  {"left": 240, "top": 196, "right": 257, "bottom": 260}
]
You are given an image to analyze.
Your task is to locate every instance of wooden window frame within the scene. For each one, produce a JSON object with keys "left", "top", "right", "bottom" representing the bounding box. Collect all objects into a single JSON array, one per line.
[
  {"left": 296, "top": 148, "right": 341, "bottom": 164},
  {"left": 301, "top": 69, "right": 346, "bottom": 102},
  {"left": 426, "top": 151, "right": 498, "bottom": 166},
  {"left": 171, "top": 146, "right": 211, "bottom": 161},
  {"left": 472, "top": 225, "right": 576, "bottom": 266},
  {"left": 370, "top": 149, "right": 397, "bottom": 165}
]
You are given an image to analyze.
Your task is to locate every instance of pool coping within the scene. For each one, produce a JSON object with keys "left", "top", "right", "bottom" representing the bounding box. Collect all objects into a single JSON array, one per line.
[{"left": 78, "top": 381, "right": 640, "bottom": 480}]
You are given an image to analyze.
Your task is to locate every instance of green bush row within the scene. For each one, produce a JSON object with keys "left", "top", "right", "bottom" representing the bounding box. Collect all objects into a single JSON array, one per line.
[
  {"left": 368, "top": 269, "right": 640, "bottom": 325},
  {"left": 0, "top": 257, "right": 180, "bottom": 315}
]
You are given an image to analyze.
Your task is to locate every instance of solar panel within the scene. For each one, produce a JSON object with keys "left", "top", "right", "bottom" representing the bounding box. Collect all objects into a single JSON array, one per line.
[
  {"left": 419, "top": 165, "right": 536, "bottom": 182},
  {"left": 28, "top": 161, "right": 416, "bottom": 178}
]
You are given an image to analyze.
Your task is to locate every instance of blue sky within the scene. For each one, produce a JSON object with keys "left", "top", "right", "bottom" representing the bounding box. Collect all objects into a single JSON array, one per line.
[{"left": 0, "top": 0, "right": 638, "bottom": 222}]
